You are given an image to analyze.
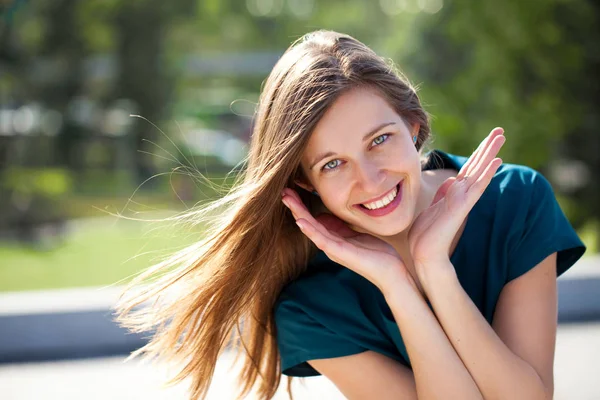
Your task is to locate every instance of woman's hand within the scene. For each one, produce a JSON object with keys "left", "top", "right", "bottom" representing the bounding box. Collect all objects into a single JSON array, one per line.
[
  {"left": 281, "top": 189, "right": 416, "bottom": 292},
  {"left": 409, "top": 128, "right": 505, "bottom": 280}
]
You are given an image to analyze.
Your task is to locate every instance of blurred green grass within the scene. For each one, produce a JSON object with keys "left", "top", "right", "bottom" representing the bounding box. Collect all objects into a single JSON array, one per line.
[
  {"left": 0, "top": 214, "right": 597, "bottom": 293},
  {"left": 0, "top": 215, "right": 199, "bottom": 292},
  {"left": 0, "top": 172, "right": 236, "bottom": 292}
]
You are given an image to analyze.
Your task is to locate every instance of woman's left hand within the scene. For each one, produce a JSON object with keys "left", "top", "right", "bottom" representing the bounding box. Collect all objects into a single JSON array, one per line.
[{"left": 409, "top": 128, "right": 505, "bottom": 279}]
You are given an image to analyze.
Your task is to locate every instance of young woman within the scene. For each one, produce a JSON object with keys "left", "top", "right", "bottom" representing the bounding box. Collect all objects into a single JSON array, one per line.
[{"left": 116, "top": 30, "right": 585, "bottom": 399}]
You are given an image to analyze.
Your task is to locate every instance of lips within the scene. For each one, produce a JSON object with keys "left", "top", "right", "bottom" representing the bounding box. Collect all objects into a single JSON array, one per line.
[
  {"left": 361, "top": 185, "right": 399, "bottom": 210},
  {"left": 354, "top": 181, "right": 403, "bottom": 217}
]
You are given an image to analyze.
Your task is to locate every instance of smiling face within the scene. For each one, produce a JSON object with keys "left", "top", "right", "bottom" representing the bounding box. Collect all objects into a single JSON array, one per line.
[{"left": 298, "top": 87, "right": 423, "bottom": 237}]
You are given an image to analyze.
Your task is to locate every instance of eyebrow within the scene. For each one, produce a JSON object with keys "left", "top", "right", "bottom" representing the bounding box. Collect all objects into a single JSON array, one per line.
[{"left": 309, "top": 121, "right": 397, "bottom": 170}]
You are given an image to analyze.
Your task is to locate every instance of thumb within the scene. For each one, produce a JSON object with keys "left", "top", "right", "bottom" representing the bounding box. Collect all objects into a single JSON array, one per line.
[{"left": 431, "top": 177, "right": 456, "bottom": 206}]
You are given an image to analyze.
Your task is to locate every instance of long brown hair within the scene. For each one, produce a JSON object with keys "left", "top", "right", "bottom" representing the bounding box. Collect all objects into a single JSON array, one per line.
[{"left": 115, "top": 30, "right": 431, "bottom": 399}]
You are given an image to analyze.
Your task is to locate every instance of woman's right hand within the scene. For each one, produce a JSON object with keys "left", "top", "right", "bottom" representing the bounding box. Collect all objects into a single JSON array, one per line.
[{"left": 281, "top": 189, "right": 418, "bottom": 293}]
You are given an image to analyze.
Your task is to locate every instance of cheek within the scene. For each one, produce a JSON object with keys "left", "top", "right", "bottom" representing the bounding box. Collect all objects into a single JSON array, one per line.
[{"left": 318, "top": 180, "right": 353, "bottom": 210}]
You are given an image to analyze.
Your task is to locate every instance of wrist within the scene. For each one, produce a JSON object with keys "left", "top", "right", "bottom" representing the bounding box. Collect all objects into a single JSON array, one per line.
[
  {"left": 379, "top": 268, "right": 423, "bottom": 302},
  {"left": 416, "top": 259, "right": 458, "bottom": 295}
]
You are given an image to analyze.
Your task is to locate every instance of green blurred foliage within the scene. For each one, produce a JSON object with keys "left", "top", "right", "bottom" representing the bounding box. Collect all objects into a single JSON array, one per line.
[
  {"left": 4, "top": 0, "right": 598, "bottom": 250},
  {"left": 0, "top": 217, "right": 199, "bottom": 291},
  {"left": 0, "top": 168, "right": 73, "bottom": 228},
  {"left": 384, "top": 0, "right": 599, "bottom": 247},
  {"left": 0, "top": 0, "right": 597, "bottom": 294},
  {"left": 395, "top": 1, "right": 596, "bottom": 167},
  {"left": 2, "top": 168, "right": 73, "bottom": 197}
]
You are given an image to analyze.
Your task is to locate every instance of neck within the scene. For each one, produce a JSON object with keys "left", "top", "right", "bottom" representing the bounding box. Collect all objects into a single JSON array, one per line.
[{"left": 381, "top": 172, "right": 439, "bottom": 261}]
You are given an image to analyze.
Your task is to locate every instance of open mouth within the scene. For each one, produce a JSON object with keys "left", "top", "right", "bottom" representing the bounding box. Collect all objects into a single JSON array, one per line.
[
  {"left": 355, "top": 182, "right": 403, "bottom": 217},
  {"left": 360, "top": 184, "right": 400, "bottom": 210}
]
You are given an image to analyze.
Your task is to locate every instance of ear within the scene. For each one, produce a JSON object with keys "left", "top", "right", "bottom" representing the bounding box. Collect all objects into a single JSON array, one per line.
[
  {"left": 294, "top": 179, "right": 315, "bottom": 194},
  {"left": 412, "top": 123, "right": 420, "bottom": 138}
]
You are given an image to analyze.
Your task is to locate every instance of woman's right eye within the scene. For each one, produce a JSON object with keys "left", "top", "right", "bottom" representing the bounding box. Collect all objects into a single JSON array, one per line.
[{"left": 322, "top": 159, "right": 341, "bottom": 171}]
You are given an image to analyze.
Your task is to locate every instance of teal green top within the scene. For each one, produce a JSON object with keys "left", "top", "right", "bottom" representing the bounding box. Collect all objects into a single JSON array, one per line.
[{"left": 274, "top": 150, "right": 586, "bottom": 377}]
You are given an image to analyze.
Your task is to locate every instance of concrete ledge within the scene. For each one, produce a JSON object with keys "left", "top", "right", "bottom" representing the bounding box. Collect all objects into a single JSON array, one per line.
[
  {"left": 0, "top": 286, "right": 148, "bottom": 363},
  {"left": 1, "top": 256, "right": 598, "bottom": 364},
  {"left": 0, "top": 286, "right": 124, "bottom": 316},
  {"left": 0, "top": 310, "right": 147, "bottom": 363},
  {"left": 557, "top": 277, "right": 600, "bottom": 323}
]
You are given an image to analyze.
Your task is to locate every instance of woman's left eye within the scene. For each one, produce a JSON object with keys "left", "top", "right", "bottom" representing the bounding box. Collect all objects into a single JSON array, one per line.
[{"left": 372, "top": 134, "right": 390, "bottom": 146}]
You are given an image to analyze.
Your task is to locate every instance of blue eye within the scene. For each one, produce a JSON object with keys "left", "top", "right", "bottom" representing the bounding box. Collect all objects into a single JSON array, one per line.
[
  {"left": 372, "top": 133, "right": 390, "bottom": 146},
  {"left": 323, "top": 159, "right": 341, "bottom": 171}
]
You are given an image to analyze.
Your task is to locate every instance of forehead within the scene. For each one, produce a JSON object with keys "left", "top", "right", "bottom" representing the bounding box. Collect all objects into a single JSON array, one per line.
[{"left": 305, "top": 88, "right": 404, "bottom": 153}]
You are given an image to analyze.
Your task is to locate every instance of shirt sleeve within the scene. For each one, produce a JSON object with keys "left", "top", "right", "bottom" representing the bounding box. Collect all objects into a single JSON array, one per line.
[
  {"left": 507, "top": 170, "right": 586, "bottom": 282},
  {"left": 274, "top": 296, "right": 368, "bottom": 377}
]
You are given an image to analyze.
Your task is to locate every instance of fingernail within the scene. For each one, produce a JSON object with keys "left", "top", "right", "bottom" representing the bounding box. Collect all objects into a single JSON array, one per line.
[
  {"left": 282, "top": 198, "right": 290, "bottom": 208},
  {"left": 296, "top": 220, "right": 306, "bottom": 230}
]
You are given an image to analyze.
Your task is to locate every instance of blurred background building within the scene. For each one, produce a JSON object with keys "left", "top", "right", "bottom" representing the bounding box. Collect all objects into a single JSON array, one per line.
[{"left": 0, "top": 0, "right": 599, "bottom": 399}]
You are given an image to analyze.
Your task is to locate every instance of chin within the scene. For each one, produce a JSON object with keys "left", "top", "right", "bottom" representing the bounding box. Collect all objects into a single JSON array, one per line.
[
  {"left": 350, "top": 216, "right": 411, "bottom": 238},
  {"left": 367, "top": 223, "right": 408, "bottom": 238}
]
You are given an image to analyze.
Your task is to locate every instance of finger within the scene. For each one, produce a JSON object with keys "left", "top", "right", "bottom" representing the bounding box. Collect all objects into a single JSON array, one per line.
[
  {"left": 296, "top": 218, "right": 353, "bottom": 264},
  {"left": 281, "top": 196, "right": 300, "bottom": 221},
  {"left": 461, "top": 127, "right": 503, "bottom": 178},
  {"left": 444, "top": 155, "right": 501, "bottom": 214},
  {"left": 457, "top": 137, "right": 488, "bottom": 180},
  {"left": 431, "top": 177, "right": 456, "bottom": 206},
  {"left": 282, "top": 187, "right": 303, "bottom": 203},
  {"left": 282, "top": 191, "right": 341, "bottom": 241},
  {"left": 281, "top": 188, "right": 318, "bottom": 223},
  {"left": 281, "top": 187, "right": 304, "bottom": 206},
  {"left": 296, "top": 218, "right": 337, "bottom": 253},
  {"left": 465, "top": 158, "right": 503, "bottom": 206},
  {"left": 458, "top": 127, "right": 504, "bottom": 180},
  {"left": 297, "top": 218, "right": 392, "bottom": 282},
  {"left": 465, "top": 134, "right": 505, "bottom": 186}
]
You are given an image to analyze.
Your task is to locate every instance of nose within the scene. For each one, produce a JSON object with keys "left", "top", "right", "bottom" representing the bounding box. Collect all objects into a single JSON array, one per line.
[{"left": 354, "top": 159, "right": 386, "bottom": 194}]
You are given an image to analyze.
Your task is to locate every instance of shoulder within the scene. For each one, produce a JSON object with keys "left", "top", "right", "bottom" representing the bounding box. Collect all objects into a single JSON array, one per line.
[
  {"left": 274, "top": 252, "right": 368, "bottom": 318},
  {"left": 479, "top": 161, "right": 562, "bottom": 242},
  {"left": 493, "top": 162, "right": 550, "bottom": 195},
  {"left": 273, "top": 249, "right": 387, "bottom": 340},
  {"left": 426, "top": 150, "right": 549, "bottom": 203},
  {"left": 441, "top": 153, "right": 585, "bottom": 280},
  {"left": 273, "top": 253, "right": 376, "bottom": 376},
  {"left": 484, "top": 162, "right": 572, "bottom": 234},
  {"left": 484, "top": 162, "right": 585, "bottom": 279},
  {"left": 487, "top": 163, "right": 551, "bottom": 211},
  {"left": 434, "top": 149, "right": 554, "bottom": 222}
]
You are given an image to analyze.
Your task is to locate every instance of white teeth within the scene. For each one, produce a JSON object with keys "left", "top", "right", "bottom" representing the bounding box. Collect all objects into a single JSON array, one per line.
[{"left": 363, "top": 186, "right": 398, "bottom": 210}]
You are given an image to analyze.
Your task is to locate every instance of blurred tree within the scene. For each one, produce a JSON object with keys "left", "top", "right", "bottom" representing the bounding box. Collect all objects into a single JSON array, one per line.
[
  {"left": 41, "top": 0, "right": 88, "bottom": 170},
  {"left": 558, "top": 1, "right": 600, "bottom": 249},
  {"left": 395, "top": 0, "right": 599, "bottom": 247},
  {"left": 5, "top": 0, "right": 596, "bottom": 247},
  {"left": 112, "top": 1, "right": 208, "bottom": 184},
  {"left": 112, "top": 2, "right": 173, "bottom": 184},
  {"left": 0, "top": 0, "right": 25, "bottom": 68},
  {"left": 0, "top": 0, "right": 31, "bottom": 170}
]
